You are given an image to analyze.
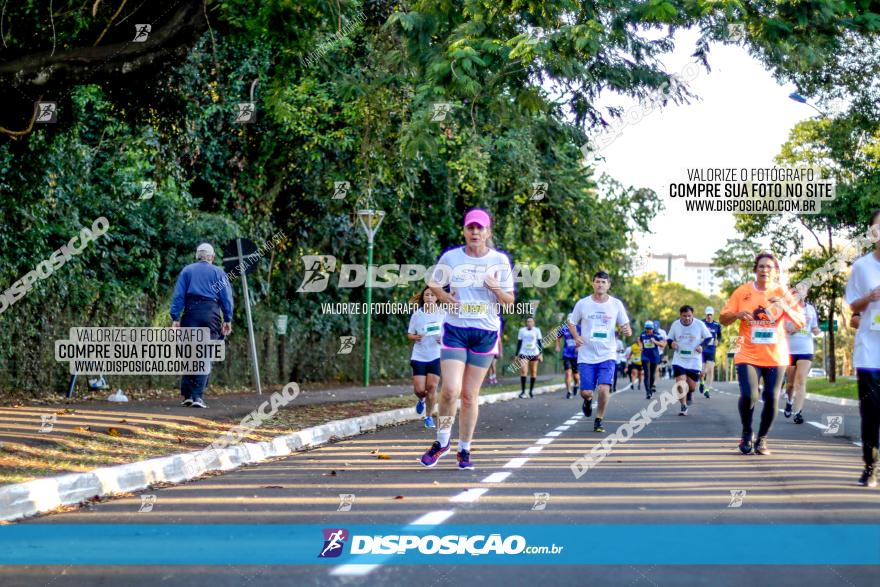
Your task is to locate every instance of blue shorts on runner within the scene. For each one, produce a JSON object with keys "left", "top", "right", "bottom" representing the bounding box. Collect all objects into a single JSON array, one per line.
[
  {"left": 563, "top": 357, "right": 578, "bottom": 371},
  {"left": 790, "top": 353, "right": 813, "bottom": 365},
  {"left": 441, "top": 324, "right": 498, "bottom": 368},
  {"left": 578, "top": 360, "right": 616, "bottom": 391},
  {"left": 702, "top": 348, "right": 716, "bottom": 362}
]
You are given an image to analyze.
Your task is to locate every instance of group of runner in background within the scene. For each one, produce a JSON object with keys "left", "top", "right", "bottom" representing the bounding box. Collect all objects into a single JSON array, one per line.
[{"left": 407, "top": 207, "right": 880, "bottom": 487}]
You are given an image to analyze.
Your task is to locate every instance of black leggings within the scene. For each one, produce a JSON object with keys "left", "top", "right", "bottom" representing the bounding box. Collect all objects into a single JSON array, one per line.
[
  {"left": 857, "top": 369, "right": 880, "bottom": 468},
  {"left": 644, "top": 360, "right": 658, "bottom": 391},
  {"left": 736, "top": 364, "right": 784, "bottom": 440}
]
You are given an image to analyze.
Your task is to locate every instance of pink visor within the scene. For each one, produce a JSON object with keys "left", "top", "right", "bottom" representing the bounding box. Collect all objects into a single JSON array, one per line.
[{"left": 463, "top": 209, "right": 491, "bottom": 228}]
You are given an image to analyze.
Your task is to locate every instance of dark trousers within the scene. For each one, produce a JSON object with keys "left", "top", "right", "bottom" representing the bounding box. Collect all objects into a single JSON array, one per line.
[
  {"left": 180, "top": 298, "right": 223, "bottom": 401},
  {"left": 857, "top": 369, "right": 880, "bottom": 468},
  {"left": 644, "top": 360, "right": 658, "bottom": 391},
  {"left": 736, "top": 364, "right": 783, "bottom": 440}
]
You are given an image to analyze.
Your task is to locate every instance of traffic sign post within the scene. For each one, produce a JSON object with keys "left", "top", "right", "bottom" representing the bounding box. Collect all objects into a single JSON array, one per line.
[
  {"left": 223, "top": 238, "right": 263, "bottom": 395},
  {"left": 819, "top": 320, "right": 838, "bottom": 332},
  {"left": 357, "top": 209, "right": 385, "bottom": 388}
]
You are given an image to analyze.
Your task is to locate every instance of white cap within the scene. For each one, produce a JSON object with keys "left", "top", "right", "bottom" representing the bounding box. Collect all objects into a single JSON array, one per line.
[
  {"left": 705, "top": 306, "right": 715, "bottom": 315},
  {"left": 196, "top": 243, "right": 215, "bottom": 258}
]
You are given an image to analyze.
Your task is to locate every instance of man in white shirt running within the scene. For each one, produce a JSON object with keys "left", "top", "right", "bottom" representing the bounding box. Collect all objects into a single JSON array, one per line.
[
  {"left": 667, "top": 305, "right": 713, "bottom": 416},
  {"left": 567, "top": 271, "right": 632, "bottom": 433},
  {"left": 844, "top": 209, "right": 880, "bottom": 487}
]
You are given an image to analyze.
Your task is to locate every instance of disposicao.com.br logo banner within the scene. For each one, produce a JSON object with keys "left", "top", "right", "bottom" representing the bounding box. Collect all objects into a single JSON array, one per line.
[{"left": 2, "top": 525, "right": 879, "bottom": 565}]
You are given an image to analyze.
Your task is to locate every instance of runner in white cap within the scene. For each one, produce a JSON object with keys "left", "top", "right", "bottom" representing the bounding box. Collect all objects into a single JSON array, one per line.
[{"left": 782, "top": 299, "right": 821, "bottom": 424}]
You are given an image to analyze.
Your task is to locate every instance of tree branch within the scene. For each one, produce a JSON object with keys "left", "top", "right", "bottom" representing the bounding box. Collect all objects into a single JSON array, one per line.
[{"left": 0, "top": 0, "right": 204, "bottom": 90}]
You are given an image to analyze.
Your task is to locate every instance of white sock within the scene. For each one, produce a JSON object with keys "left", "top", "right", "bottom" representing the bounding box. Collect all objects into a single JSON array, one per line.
[
  {"left": 438, "top": 430, "right": 451, "bottom": 446},
  {"left": 459, "top": 440, "right": 471, "bottom": 452}
]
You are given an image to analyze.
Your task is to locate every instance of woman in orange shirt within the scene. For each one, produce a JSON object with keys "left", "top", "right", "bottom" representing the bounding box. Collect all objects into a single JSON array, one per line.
[{"left": 720, "top": 252, "right": 805, "bottom": 455}]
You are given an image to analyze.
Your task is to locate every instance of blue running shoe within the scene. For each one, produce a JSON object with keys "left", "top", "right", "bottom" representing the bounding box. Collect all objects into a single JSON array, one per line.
[
  {"left": 416, "top": 398, "right": 425, "bottom": 415},
  {"left": 420, "top": 441, "right": 450, "bottom": 467},
  {"left": 424, "top": 416, "right": 435, "bottom": 428},
  {"left": 457, "top": 449, "right": 474, "bottom": 470}
]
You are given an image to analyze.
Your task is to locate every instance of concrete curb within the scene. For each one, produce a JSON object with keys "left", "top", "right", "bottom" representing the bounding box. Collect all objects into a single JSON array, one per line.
[
  {"left": 803, "top": 392, "right": 858, "bottom": 407},
  {"left": 0, "top": 383, "right": 563, "bottom": 522}
]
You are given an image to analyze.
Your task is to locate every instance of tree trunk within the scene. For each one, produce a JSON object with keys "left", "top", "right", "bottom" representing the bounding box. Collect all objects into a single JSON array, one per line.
[{"left": 828, "top": 304, "right": 837, "bottom": 383}]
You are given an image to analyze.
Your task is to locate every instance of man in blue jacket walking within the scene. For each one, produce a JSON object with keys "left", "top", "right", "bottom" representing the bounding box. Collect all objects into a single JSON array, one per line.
[{"left": 170, "top": 243, "right": 234, "bottom": 408}]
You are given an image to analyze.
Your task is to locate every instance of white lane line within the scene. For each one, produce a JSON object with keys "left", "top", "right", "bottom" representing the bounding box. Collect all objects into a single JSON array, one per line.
[
  {"left": 808, "top": 421, "right": 827, "bottom": 430},
  {"left": 331, "top": 564, "right": 380, "bottom": 576},
  {"left": 410, "top": 510, "right": 455, "bottom": 525},
  {"left": 503, "top": 457, "right": 529, "bottom": 468},
  {"left": 450, "top": 488, "right": 489, "bottom": 503},
  {"left": 523, "top": 446, "right": 543, "bottom": 454},
  {"left": 482, "top": 472, "right": 511, "bottom": 483},
  {"left": 564, "top": 420, "right": 577, "bottom": 425},
  {"left": 854, "top": 441, "right": 863, "bottom": 447},
  {"left": 555, "top": 425, "right": 571, "bottom": 431},
  {"left": 535, "top": 437, "right": 555, "bottom": 445},
  {"left": 545, "top": 431, "right": 562, "bottom": 437}
]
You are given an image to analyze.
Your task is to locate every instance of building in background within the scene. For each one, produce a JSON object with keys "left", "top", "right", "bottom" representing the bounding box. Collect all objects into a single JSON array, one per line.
[{"left": 638, "top": 253, "right": 723, "bottom": 296}]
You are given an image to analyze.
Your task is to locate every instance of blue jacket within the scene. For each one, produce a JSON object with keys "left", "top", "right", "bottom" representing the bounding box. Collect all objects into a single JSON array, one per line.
[{"left": 170, "top": 261, "right": 234, "bottom": 322}]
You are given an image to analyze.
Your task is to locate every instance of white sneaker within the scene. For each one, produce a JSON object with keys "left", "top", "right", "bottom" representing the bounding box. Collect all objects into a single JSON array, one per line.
[
  {"left": 180, "top": 398, "right": 193, "bottom": 407},
  {"left": 191, "top": 398, "right": 207, "bottom": 408}
]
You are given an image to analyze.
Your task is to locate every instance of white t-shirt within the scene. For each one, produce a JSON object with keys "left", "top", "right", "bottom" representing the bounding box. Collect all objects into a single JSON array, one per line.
[
  {"left": 518, "top": 327, "right": 543, "bottom": 356},
  {"left": 408, "top": 307, "right": 446, "bottom": 362},
  {"left": 432, "top": 247, "right": 514, "bottom": 332},
  {"left": 845, "top": 252, "right": 880, "bottom": 369},
  {"left": 668, "top": 318, "right": 711, "bottom": 371},
  {"left": 616, "top": 339, "right": 626, "bottom": 362},
  {"left": 568, "top": 295, "right": 629, "bottom": 364},
  {"left": 786, "top": 303, "right": 818, "bottom": 355}
]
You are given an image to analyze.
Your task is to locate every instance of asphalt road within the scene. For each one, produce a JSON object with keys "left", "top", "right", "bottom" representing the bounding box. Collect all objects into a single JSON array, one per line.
[{"left": 5, "top": 379, "right": 878, "bottom": 586}]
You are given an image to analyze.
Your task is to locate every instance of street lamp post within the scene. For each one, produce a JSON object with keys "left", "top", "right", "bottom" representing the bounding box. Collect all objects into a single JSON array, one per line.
[
  {"left": 357, "top": 209, "right": 385, "bottom": 387},
  {"left": 788, "top": 92, "right": 827, "bottom": 116}
]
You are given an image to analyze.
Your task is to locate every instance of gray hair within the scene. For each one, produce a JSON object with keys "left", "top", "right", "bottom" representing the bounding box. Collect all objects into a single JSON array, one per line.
[{"left": 196, "top": 249, "right": 215, "bottom": 261}]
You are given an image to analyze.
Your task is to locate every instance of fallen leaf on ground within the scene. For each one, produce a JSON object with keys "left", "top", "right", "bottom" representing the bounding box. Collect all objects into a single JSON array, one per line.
[
  {"left": 377, "top": 454, "right": 391, "bottom": 460},
  {"left": 393, "top": 495, "right": 404, "bottom": 500},
  {"left": 107, "top": 428, "right": 121, "bottom": 437}
]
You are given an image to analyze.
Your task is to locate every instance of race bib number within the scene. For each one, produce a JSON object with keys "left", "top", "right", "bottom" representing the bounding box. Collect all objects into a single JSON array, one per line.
[
  {"left": 424, "top": 322, "right": 441, "bottom": 336},
  {"left": 459, "top": 302, "right": 489, "bottom": 319},
  {"left": 565, "top": 338, "right": 576, "bottom": 348},
  {"left": 643, "top": 338, "right": 654, "bottom": 349},
  {"left": 590, "top": 323, "right": 610, "bottom": 342},
  {"left": 678, "top": 348, "right": 693, "bottom": 356},
  {"left": 797, "top": 327, "right": 809, "bottom": 336},
  {"left": 751, "top": 326, "right": 777, "bottom": 344}
]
